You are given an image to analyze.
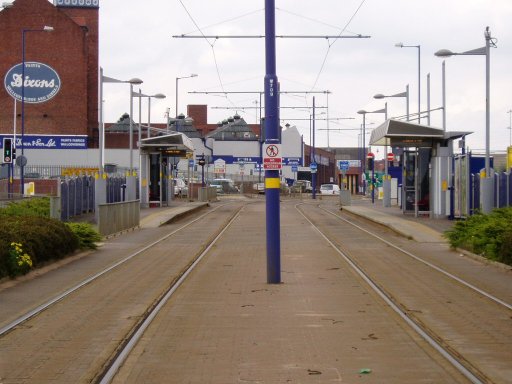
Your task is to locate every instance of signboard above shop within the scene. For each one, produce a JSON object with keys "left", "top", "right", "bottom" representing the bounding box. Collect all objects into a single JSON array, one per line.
[
  {"left": 4, "top": 62, "right": 61, "bottom": 104},
  {"left": 0, "top": 135, "right": 88, "bottom": 150}
]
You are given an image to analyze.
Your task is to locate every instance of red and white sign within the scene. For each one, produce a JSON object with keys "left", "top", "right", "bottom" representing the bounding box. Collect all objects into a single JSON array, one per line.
[
  {"left": 367, "top": 152, "right": 375, "bottom": 159},
  {"left": 263, "top": 144, "right": 282, "bottom": 169},
  {"left": 387, "top": 153, "right": 395, "bottom": 162},
  {"left": 264, "top": 158, "right": 282, "bottom": 169}
]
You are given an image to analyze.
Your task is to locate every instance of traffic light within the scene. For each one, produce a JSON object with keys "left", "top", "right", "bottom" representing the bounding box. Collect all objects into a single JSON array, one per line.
[
  {"left": 366, "top": 152, "right": 375, "bottom": 170},
  {"left": 3, "top": 138, "right": 13, "bottom": 164}
]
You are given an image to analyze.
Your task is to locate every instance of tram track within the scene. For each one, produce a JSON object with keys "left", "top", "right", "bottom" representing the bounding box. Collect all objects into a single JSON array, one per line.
[
  {"left": 317, "top": 203, "right": 512, "bottom": 311},
  {"left": 296, "top": 202, "right": 512, "bottom": 384},
  {"left": 0, "top": 201, "right": 248, "bottom": 383},
  {"left": 96, "top": 203, "right": 245, "bottom": 383},
  {"left": 0, "top": 202, "right": 235, "bottom": 338}
]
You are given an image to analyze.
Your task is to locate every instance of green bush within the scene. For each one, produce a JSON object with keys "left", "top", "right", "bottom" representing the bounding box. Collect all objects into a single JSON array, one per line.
[
  {"left": 445, "top": 207, "right": 512, "bottom": 265},
  {"left": 0, "top": 216, "right": 80, "bottom": 278},
  {"left": 0, "top": 197, "right": 50, "bottom": 218},
  {"left": 65, "top": 222, "right": 102, "bottom": 249}
]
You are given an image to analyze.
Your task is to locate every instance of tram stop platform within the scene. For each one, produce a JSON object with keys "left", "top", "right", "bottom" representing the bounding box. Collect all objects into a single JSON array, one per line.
[{"left": 340, "top": 195, "right": 455, "bottom": 243}]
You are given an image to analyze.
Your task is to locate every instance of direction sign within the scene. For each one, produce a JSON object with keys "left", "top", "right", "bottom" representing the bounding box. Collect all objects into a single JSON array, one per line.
[
  {"left": 310, "top": 162, "right": 318, "bottom": 173},
  {"left": 338, "top": 160, "right": 350, "bottom": 171}
]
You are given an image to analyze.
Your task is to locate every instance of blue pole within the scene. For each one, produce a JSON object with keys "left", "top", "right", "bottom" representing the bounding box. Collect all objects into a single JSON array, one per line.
[
  {"left": 312, "top": 96, "right": 317, "bottom": 199},
  {"left": 21, "top": 30, "right": 26, "bottom": 195},
  {"left": 265, "top": 0, "right": 281, "bottom": 284},
  {"left": 371, "top": 158, "right": 375, "bottom": 203}
]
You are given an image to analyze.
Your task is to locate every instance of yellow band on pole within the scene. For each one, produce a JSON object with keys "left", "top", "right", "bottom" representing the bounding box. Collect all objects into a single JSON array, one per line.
[{"left": 265, "top": 178, "right": 281, "bottom": 189}]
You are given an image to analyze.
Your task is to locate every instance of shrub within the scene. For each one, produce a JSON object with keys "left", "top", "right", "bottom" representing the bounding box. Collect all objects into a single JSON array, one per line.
[
  {"left": 0, "top": 197, "right": 50, "bottom": 218},
  {"left": 65, "top": 222, "right": 102, "bottom": 249},
  {"left": 0, "top": 216, "right": 80, "bottom": 278},
  {"left": 445, "top": 207, "right": 512, "bottom": 265}
]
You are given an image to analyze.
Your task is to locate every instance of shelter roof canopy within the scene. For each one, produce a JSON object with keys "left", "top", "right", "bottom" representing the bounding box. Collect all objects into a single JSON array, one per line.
[{"left": 369, "top": 119, "right": 471, "bottom": 147}]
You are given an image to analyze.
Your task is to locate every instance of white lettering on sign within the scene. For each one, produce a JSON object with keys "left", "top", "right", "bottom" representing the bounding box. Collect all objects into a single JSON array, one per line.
[
  {"left": 269, "top": 78, "right": 274, "bottom": 97},
  {"left": 10, "top": 74, "right": 56, "bottom": 89},
  {"left": 263, "top": 144, "right": 282, "bottom": 169}
]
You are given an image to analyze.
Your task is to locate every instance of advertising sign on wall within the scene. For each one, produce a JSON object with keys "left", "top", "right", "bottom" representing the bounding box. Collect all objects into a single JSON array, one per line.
[
  {"left": 4, "top": 62, "right": 61, "bottom": 104},
  {"left": 0, "top": 135, "right": 88, "bottom": 150}
]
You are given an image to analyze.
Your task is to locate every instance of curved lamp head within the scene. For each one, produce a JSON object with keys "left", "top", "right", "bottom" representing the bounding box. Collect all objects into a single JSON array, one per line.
[
  {"left": 373, "top": 94, "right": 385, "bottom": 99},
  {"left": 128, "top": 78, "right": 143, "bottom": 85},
  {"left": 357, "top": 110, "right": 368, "bottom": 115},
  {"left": 435, "top": 49, "right": 454, "bottom": 57},
  {"left": 395, "top": 42, "right": 403, "bottom": 48},
  {"left": 153, "top": 93, "right": 166, "bottom": 99}
]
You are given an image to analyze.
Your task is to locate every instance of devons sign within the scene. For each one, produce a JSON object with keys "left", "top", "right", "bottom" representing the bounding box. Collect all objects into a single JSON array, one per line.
[{"left": 4, "top": 62, "right": 61, "bottom": 104}]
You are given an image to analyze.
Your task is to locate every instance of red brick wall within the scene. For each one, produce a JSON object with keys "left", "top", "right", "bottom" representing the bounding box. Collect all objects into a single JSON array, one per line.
[
  {"left": 0, "top": 178, "right": 59, "bottom": 196},
  {"left": 0, "top": 0, "right": 98, "bottom": 145},
  {"left": 188, "top": 105, "right": 207, "bottom": 126}
]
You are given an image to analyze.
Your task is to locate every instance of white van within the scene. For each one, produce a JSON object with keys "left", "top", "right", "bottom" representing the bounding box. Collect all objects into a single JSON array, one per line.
[
  {"left": 174, "top": 178, "right": 188, "bottom": 196},
  {"left": 320, "top": 183, "right": 340, "bottom": 195}
]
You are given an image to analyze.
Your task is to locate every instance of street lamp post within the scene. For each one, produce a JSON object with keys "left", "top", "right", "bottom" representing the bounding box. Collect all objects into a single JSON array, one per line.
[
  {"left": 175, "top": 74, "right": 198, "bottom": 117},
  {"left": 20, "top": 25, "right": 53, "bottom": 195},
  {"left": 396, "top": 43, "right": 421, "bottom": 122},
  {"left": 507, "top": 109, "right": 512, "bottom": 147},
  {"left": 99, "top": 69, "right": 142, "bottom": 171},
  {"left": 435, "top": 26, "right": 496, "bottom": 213},
  {"left": 374, "top": 85, "right": 410, "bottom": 121},
  {"left": 132, "top": 90, "right": 166, "bottom": 141}
]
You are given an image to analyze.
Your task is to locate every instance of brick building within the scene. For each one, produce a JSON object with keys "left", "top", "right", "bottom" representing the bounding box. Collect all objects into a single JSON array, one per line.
[{"left": 0, "top": 0, "right": 98, "bottom": 147}]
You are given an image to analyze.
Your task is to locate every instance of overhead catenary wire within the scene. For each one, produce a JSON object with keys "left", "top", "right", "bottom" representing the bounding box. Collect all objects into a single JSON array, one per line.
[{"left": 310, "top": 0, "right": 368, "bottom": 90}]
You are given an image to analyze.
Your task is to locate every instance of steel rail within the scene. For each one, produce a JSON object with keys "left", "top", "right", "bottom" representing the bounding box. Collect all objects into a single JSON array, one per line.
[
  {"left": 317, "top": 204, "right": 512, "bottom": 311},
  {"left": 98, "top": 205, "right": 244, "bottom": 383},
  {"left": 0, "top": 203, "right": 231, "bottom": 337},
  {"left": 296, "top": 203, "right": 487, "bottom": 384}
]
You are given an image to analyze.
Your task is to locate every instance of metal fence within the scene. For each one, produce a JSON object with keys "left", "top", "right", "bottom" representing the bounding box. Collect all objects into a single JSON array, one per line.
[
  {"left": 60, "top": 175, "right": 127, "bottom": 221},
  {"left": 469, "top": 171, "right": 512, "bottom": 214},
  {"left": 60, "top": 176, "right": 95, "bottom": 221}
]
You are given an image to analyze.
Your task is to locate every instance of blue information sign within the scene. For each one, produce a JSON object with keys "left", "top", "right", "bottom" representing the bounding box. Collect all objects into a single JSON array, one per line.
[{"left": 338, "top": 160, "right": 350, "bottom": 171}]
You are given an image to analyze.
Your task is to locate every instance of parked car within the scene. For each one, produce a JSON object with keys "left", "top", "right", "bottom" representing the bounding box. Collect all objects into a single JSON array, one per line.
[
  {"left": 212, "top": 178, "right": 239, "bottom": 194},
  {"left": 320, "top": 183, "right": 340, "bottom": 195}
]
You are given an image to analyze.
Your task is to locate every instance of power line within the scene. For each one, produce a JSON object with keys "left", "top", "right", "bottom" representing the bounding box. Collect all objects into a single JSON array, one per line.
[{"left": 173, "top": 34, "right": 370, "bottom": 39}]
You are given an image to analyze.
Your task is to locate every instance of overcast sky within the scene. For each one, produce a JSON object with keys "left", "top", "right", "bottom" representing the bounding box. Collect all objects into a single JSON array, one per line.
[{"left": 96, "top": 0, "right": 512, "bottom": 154}]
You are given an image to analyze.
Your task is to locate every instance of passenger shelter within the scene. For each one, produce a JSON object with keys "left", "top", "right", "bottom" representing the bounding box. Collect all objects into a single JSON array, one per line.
[
  {"left": 370, "top": 119, "right": 471, "bottom": 218},
  {"left": 139, "top": 132, "right": 194, "bottom": 207}
]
